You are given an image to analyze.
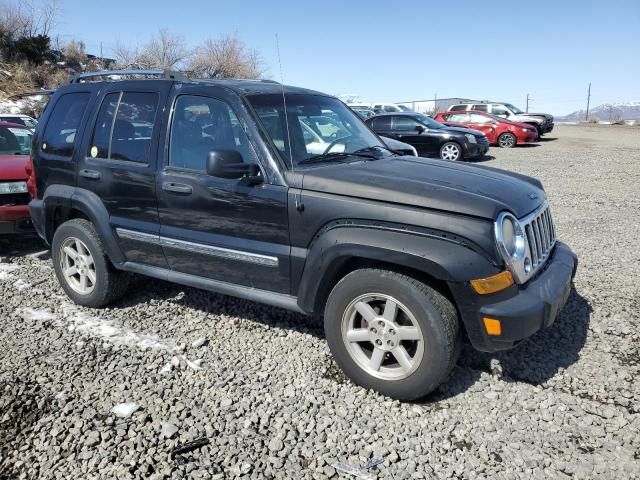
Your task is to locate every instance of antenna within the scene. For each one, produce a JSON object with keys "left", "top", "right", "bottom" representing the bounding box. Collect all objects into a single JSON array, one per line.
[{"left": 275, "top": 33, "right": 293, "bottom": 169}]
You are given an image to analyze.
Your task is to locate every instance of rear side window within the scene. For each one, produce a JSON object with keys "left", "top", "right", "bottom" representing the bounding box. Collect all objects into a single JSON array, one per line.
[
  {"left": 447, "top": 113, "right": 469, "bottom": 122},
  {"left": 88, "top": 92, "right": 158, "bottom": 163},
  {"left": 41, "top": 93, "right": 90, "bottom": 157},
  {"left": 472, "top": 104, "right": 489, "bottom": 112},
  {"left": 369, "top": 116, "right": 391, "bottom": 130},
  {"left": 449, "top": 105, "right": 467, "bottom": 112}
]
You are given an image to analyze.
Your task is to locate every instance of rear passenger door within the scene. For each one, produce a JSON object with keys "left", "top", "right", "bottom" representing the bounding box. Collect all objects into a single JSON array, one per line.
[
  {"left": 156, "top": 85, "right": 291, "bottom": 294},
  {"left": 76, "top": 82, "right": 171, "bottom": 268}
]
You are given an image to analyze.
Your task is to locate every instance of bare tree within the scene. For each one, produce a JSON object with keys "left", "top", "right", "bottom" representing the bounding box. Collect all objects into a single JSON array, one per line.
[
  {"left": 63, "top": 39, "right": 86, "bottom": 67},
  {"left": 0, "top": 0, "right": 60, "bottom": 38},
  {"left": 187, "top": 34, "right": 265, "bottom": 79},
  {"left": 114, "top": 28, "right": 188, "bottom": 70}
]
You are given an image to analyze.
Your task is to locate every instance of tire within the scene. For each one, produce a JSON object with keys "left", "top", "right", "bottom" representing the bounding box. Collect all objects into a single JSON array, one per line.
[
  {"left": 497, "top": 132, "right": 517, "bottom": 148},
  {"left": 324, "top": 269, "right": 460, "bottom": 400},
  {"left": 439, "top": 141, "right": 462, "bottom": 161},
  {"left": 52, "top": 218, "right": 129, "bottom": 307}
]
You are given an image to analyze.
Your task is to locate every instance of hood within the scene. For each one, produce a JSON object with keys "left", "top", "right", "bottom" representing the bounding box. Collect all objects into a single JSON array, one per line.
[
  {"left": 527, "top": 112, "right": 553, "bottom": 120},
  {"left": 507, "top": 120, "right": 538, "bottom": 130},
  {"left": 300, "top": 156, "right": 545, "bottom": 220},
  {"left": 0, "top": 154, "right": 29, "bottom": 180}
]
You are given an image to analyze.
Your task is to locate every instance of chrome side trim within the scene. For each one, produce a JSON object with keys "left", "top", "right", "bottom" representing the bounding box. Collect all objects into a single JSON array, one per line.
[
  {"left": 116, "top": 228, "right": 160, "bottom": 245},
  {"left": 159, "top": 237, "right": 279, "bottom": 267},
  {"left": 115, "top": 228, "right": 279, "bottom": 267}
]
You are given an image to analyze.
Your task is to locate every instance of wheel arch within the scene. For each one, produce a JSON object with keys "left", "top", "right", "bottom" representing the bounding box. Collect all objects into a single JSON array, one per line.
[
  {"left": 42, "top": 186, "right": 126, "bottom": 265},
  {"left": 296, "top": 225, "right": 500, "bottom": 315}
]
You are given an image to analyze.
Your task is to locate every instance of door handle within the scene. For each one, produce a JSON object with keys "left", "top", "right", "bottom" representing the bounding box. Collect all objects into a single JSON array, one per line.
[
  {"left": 79, "top": 169, "right": 101, "bottom": 180},
  {"left": 162, "top": 182, "right": 192, "bottom": 194}
]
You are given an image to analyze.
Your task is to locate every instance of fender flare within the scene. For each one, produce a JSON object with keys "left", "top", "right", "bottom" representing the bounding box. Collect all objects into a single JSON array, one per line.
[
  {"left": 296, "top": 225, "right": 500, "bottom": 313},
  {"left": 41, "top": 186, "right": 126, "bottom": 264}
]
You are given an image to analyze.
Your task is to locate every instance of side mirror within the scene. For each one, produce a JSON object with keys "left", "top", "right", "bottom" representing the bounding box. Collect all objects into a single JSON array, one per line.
[
  {"left": 415, "top": 125, "right": 426, "bottom": 133},
  {"left": 206, "top": 150, "right": 262, "bottom": 184}
]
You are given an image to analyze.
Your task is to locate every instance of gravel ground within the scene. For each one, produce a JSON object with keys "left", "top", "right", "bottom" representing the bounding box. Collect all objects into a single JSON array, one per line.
[{"left": 1, "top": 124, "right": 639, "bottom": 479}]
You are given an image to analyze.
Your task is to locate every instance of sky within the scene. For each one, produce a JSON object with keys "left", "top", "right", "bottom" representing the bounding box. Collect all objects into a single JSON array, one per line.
[{"left": 52, "top": 0, "right": 640, "bottom": 115}]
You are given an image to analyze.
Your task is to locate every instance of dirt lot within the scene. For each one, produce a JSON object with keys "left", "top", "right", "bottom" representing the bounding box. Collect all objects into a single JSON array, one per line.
[{"left": 1, "top": 124, "right": 639, "bottom": 479}]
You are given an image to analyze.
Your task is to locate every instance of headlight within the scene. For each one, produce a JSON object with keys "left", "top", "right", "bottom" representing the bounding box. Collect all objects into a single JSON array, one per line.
[
  {"left": 0, "top": 181, "right": 27, "bottom": 194},
  {"left": 495, "top": 211, "right": 526, "bottom": 264},
  {"left": 465, "top": 134, "right": 477, "bottom": 144},
  {"left": 521, "top": 128, "right": 529, "bottom": 132}
]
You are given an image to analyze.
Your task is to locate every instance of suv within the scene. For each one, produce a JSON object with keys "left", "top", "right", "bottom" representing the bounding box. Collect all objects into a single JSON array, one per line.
[
  {"left": 448, "top": 102, "right": 554, "bottom": 136},
  {"left": 30, "top": 70, "right": 577, "bottom": 400}
]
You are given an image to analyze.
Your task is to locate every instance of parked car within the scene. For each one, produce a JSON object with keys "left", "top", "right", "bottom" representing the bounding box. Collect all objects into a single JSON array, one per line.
[
  {"left": 372, "top": 103, "right": 406, "bottom": 114},
  {"left": 434, "top": 110, "right": 539, "bottom": 148},
  {"left": 0, "top": 114, "right": 38, "bottom": 131},
  {"left": 365, "top": 112, "right": 490, "bottom": 161},
  {"left": 448, "top": 102, "right": 554, "bottom": 136},
  {"left": 30, "top": 70, "right": 577, "bottom": 400},
  {"left": 0, "top": 122, "right": 35, "bottom": 234},
  {"left": 351, "top": 107, "right": 377, "bottom": 119}
]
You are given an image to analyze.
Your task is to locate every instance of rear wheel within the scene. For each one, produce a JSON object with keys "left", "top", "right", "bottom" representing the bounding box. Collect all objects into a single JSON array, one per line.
[
  {"left": 440, "top": 142, "right": 462, "bottom": 161},
  {"left": 498, "top": 132, "right": 517, "bottom": 148},
  {"left": 52, "top": 219, "right": 129, "bottom": 307},
  {"left": 324, "top": 269, "right": 460, "bottom": 400}
]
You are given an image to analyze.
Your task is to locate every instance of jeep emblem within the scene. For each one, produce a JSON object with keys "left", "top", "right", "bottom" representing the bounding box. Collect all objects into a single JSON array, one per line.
[{"left": 528, "top": 192, "right": 538, "bottom": 200}]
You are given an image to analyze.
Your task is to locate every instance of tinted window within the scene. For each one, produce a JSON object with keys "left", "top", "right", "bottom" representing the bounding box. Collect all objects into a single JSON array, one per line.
[
  {"left": 393, "top": 116, "right": 421, "bottom": 131},
  {"left": 0, "top": 126, "right": 32, "bottom": 154},
  {"left": 169, "top": 95, "right": 255, "bottom": 172},
  {"left": 492, "top": 106, "right": 509, "bottom": 116},
  {"left": 111, "top": 92, "right": 158, "bottom": 163},
  {"left": 42, "top": 93, "right": 90, "bottom": 157},
  {"left": 449, "top": 105, "right": 467, "bottom": 112},
  {"left": 369, "top": 116, "right": 391, "bottom": 130},
  {"left": 89, "top": 92, "right": 119, "bottom": 159},
  {"left": 472, "top": 104, "right": 489, "bottom": 112}
]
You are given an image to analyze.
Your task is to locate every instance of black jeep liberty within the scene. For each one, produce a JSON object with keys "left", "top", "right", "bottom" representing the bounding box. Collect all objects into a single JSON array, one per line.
[{"left": 29, "top": 70, "right": 577, "bottom": 400}]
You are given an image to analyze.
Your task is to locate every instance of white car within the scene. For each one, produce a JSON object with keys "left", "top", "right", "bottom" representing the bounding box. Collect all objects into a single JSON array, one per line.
[
  {"left": 372, "top": 103, "right": 412, "bottom": 114},
  {"left": 0, "top": 114, "right": 38, "bottom": 131}
]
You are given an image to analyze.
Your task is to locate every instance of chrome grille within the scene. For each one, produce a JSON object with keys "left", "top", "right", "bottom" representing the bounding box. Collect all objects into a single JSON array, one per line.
[{"left": 524, "top": 204, "right": 556, "bottom": 271}]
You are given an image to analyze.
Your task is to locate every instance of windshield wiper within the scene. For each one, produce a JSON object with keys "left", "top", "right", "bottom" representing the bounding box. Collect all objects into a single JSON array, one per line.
[
  {"left": 298, "top": 150, "right": 379, "bottom": 165},
  {"left": 353, "top": 145, "right": 398, "bottom": 156}
]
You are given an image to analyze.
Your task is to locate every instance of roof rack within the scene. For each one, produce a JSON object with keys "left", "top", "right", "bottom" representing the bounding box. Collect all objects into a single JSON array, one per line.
[{"left": 69, "top": 69, "right": 187, "bottom": 84}]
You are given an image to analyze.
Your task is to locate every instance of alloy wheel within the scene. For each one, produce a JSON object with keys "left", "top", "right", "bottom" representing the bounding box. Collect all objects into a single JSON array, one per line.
[
  {"left": 341, "top": 293, "right": 424, "bottom": 380},
  {"left": 60, "top": 237, "right": 97, "bottom": 295},
  {"left": 498, "top": 133, "right": 516, "bottom": 148},
  {"left": 441, "top": 144, "right": 460, "bottom": 161}
]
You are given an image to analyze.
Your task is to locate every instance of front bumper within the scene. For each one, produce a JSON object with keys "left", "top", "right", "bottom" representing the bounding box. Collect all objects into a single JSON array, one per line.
[
  {"left": 0, "top": 205, "right": 33, "bottom": 234},
  {"left": 463, "top": 141, "right": 490, "bottom": 158},
  {"left": 450, "top": 242, "right": 577, "bottom": 352},
  {"left": 541, "top": 122, "right": 554, "bottom": 134}
]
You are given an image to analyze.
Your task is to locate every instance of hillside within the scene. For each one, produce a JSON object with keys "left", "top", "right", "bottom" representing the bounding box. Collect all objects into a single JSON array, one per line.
[{"left": 556, "top": 102, "right": 640, "bottom": 122}]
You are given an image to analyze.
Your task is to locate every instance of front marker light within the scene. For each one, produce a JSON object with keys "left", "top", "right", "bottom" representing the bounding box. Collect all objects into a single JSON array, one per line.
[
  {"left": 465, "top": 134, "right": 477, "bottom": 143},
  {"left": 471, "top": 271, "right": 514, "bottom": 295}
]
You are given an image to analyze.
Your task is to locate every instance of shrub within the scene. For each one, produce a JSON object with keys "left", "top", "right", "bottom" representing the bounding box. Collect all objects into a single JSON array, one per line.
[
  {"left": 587, "top": 114, "right": 599, "bottom": 124},
  {"left": 611, "top": 115, "right": 626, "bottom": 125}
]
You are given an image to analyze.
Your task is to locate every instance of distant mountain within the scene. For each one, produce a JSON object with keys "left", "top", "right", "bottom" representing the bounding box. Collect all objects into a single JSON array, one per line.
[{"left": 556, "top": 102, "right": 640, "bottom": 122}]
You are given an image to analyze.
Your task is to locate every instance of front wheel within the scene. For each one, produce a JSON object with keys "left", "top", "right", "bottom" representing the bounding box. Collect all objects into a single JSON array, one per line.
[
  {"left": 497, "top": 132, "right": 517, "bottom": 148},
  {"left": 440, "top": 142, "right": 462, "bottom": 161},
  {"left": 324, "top": 269, "right": 460, "bottom": 400}
]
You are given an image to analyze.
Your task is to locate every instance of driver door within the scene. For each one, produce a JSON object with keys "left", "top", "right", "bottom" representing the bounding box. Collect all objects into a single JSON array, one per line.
[
  {"left": 390, "top": 116, "right": 434, "bottom": 156},
  {"left": 156, "top": 86, "right": 291, "bottom": 293}
]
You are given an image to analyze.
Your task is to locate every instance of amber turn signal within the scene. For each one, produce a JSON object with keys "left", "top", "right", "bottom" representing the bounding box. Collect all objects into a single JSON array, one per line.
[
  {"left": 483, "top": 317, "right": 502, "bottom": 336},
  {"left": 470, "top": 271, "right": 514, "bottom": 295}
]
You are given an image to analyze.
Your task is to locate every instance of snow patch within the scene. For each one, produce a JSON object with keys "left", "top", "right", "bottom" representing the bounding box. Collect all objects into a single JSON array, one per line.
[
  {"left": 60, "top": 304, "right": 177, "bottom": 351},
  {"left": 21, "top": 308, "right": 56, "bottom": 322},
  {"left": 13, "top": 279, "right": 32, "bottom": 291},
  {"left": 111, "top": 402, "right": 139, "bottom": 418},
  {"left": 0, "top": 264, "right": 20, "bottom": 281}
]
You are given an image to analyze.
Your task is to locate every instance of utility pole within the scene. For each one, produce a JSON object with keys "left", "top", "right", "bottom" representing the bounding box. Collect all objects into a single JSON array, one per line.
[
  {"left": 526, "top": 93, "right": 530, "bottom": 113},
  {"left": 585, "top": 83, "right": 591, "bottom": 121}
]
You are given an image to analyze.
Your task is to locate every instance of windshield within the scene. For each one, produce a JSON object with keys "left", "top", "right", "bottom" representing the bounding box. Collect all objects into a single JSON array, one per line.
[
  {"left": 248, "top": 94, "right": 390, "bottom": 168},
  {"left": 504, "top": 103, "right": 524, "bottom": 114},
  {"left": 0, "top": 126, "right": 32, "bottom": 155},
  {"left": 414, "top": 114, "right": 446, "bottom": 129},
  {"left": 397, "top": 105, "right": 412, "bottom": 112}
]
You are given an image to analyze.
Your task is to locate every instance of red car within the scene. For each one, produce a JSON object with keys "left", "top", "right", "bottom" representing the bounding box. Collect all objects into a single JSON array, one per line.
[
  {"left": 434, "top": 110, "right": 538, "bottom": 148},
  {"left": 0, "top": 122, "right": 35, "bottom": 234}
]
